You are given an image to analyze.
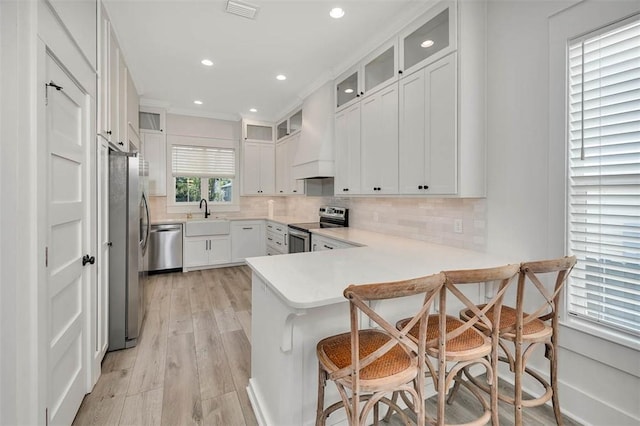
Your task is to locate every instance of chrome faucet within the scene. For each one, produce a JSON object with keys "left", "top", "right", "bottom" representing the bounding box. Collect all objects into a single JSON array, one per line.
[{"left": 199, "top": 198, "right": 210, "bottom": 218}]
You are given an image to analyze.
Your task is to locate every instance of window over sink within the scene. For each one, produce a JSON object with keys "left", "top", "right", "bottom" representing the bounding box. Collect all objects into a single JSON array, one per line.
[{"left": 168, "top": 143, "right": 239, "bottom": 212}]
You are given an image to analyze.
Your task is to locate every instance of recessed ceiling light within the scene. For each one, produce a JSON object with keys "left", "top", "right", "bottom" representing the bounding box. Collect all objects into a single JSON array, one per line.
[
  {"left": 194, "top": 100, "right": 203, "bottom": 105},
  {"left": 201, "top": 59, "right": 214, "bottom": 66},
  {"left": 344, "top": 88, "right": 354, "bottom": 94},
  {"left": 249, "top": 108, "right": 257, "bottom": 112},
  {"left": 276, "top": 74, "right": 287, "bottom": 81},
  {"left": 421, "top": 39, "right": 435, "bottom": 48},
  {"left": 329, "top": 7, "right": 345, "bottom": 19}
]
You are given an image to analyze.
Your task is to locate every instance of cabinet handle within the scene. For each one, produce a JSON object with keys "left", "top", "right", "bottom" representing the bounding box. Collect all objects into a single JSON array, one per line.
[
  {"left": 118, "top": 141, "right": 124, "bottom": 146},
  {"left": 106, "top": 130, "right": 112, "bottom": 135},
  {"left": 293, "top": 190, "right": 297, "bottom": 193},
  {"left": 324, "top": 245, "right": 334, "bottom": 250},
  {"left": 398, "top": 70, "right": 403, "bottom": 74},
  {"left": 424, "top": 185, "right": 429, "bottom": 190},
  {"left": 279, "top": 190, "right": 283, "bottom": 193},
  {"left": 267, "top": 237, "right": 273, "bottom": 241},
  {"left": 276, "top": 241, "right": 282, "bottom": 246},
  {"left": 242, "top": 227, "right": 253, "bottom": 230},
  {"left": 360, "top": 91, "right": 364, "bottom": 95},
  {"left": 418, "top": 185, "right": 423, "bottom": 189},
  {"left": 356, "top": 94, "right": 360, "bottom": 97}
]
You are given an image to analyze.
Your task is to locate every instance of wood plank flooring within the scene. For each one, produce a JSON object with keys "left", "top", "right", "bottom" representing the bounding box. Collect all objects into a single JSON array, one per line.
[
  {"left": 74, "top": 265, "right": 580, "bottom": 426},
  {"left": 73, "top": 266, "right": 257, "bottom": 426}
]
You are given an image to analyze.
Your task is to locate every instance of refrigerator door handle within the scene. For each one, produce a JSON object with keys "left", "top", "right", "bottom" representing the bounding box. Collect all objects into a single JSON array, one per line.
[{"left": 140, "top": 192, "right": 151, "bottom": 255}]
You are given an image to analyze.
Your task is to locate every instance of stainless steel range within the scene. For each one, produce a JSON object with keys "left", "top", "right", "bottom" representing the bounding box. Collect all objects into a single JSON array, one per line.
[{"left": 288, "top": 206, "right": 349, "bottom": 253}]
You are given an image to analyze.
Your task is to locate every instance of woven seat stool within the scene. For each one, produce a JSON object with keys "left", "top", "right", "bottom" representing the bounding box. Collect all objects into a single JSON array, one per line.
[
  {"left": 457, "top": 256, "right": 577, "bottom": 426},
  {"left": 393, "top": 264, "right": 519, "bottom": 426},
  {"left": 316, "top": 273, "right": 446, "bottom": 426}
]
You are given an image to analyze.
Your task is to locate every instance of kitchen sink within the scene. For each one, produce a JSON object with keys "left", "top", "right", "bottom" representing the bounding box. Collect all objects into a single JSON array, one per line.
[{"left": 184, "top": 219, "right": 230, "bottom": 236}]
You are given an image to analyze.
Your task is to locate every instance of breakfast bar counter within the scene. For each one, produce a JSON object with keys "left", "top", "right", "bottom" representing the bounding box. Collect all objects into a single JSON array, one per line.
[{"left": 246, "top": 229, "right": 514, "bottom": 426}]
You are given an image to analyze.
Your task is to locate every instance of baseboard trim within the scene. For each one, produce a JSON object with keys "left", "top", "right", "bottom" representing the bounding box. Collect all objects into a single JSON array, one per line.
[{"left": 247, "top": 379, "right": 269, "bottom": 426}]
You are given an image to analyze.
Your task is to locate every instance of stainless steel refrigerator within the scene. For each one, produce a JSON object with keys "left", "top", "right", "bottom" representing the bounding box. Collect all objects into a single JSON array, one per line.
[{"left": 108, "top": 150, "right": 149, "bottom": 350}]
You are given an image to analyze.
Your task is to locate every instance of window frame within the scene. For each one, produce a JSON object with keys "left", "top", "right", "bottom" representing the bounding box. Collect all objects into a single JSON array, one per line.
[
  {"left": 549, "top": 2, "right": 640, "bottom": 352},
  {"left": 166, "top": 136, "right": 240, "bottom": 214}
]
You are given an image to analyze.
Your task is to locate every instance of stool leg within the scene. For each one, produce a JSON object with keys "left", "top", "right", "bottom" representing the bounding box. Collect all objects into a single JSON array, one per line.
[
  {"left": 550, "top": 341, "right": 563, "bottom": 426},
  {"left": 514, "top": 341, "right": 523, "bottom": 426},
  {"left": 316, "top": 364, "right": 327, "bottom": 426}
]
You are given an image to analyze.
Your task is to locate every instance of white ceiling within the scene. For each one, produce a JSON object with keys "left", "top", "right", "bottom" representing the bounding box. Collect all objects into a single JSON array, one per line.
[{"left": 104, "top": 0, "right": 430, "bottom": 122}]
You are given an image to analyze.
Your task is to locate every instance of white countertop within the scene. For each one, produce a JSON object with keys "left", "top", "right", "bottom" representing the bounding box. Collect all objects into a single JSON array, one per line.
[
  {"left": 151, "top": 215, "right": 314, "bottom": 227},
  {"left": 246, "top": 228, "right": 516, "bottom": 310}
]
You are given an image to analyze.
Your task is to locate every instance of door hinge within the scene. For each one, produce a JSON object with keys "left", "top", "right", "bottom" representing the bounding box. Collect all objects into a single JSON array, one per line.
[
  {"left": 45, "top": 247, "right": 48, "bottom": 267},
  {"left": 44, "top": 81, "right": 63, "bottom": 106}
]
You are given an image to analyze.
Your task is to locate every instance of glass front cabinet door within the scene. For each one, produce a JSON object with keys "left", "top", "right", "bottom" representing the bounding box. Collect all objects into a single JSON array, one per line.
[
  {"left": 335, "top": 68, "right": 360, "bottom": 111},
  {"left": 363, "top": 40, "right": 398, "bottom": 96},
  {"left": 399, "top": 1, "right": 456, "bottom": 77}
]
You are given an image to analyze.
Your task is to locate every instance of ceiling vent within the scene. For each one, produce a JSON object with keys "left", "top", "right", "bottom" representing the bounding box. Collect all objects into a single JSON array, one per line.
[{"left": 226, "top": 0, "right": 259, "bottom": 20}]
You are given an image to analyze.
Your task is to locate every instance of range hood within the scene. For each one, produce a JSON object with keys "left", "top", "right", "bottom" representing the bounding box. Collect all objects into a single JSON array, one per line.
[{"left": 292, "top": 81, "right": 334, "bottom": 179}]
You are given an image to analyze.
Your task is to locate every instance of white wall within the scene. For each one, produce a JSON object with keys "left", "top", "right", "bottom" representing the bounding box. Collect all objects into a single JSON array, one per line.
[
  {"left": 0, "top": 1, "right": 39, "bottom": 424},
  {"left": 485, "top": 1, "right": 640, "bottom": 424}
]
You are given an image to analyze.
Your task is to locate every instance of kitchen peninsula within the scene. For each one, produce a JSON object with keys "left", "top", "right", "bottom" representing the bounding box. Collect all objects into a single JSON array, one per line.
[{"left": 246, "top": 228, "right": 514, "bottom": 426}]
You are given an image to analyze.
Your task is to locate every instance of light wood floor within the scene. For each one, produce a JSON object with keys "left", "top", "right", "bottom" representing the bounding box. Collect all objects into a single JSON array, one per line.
[
  {"left": 75, "top": 266, "right": 581, "bottom": 426},
  {"left": 73, "top": 266, "right": 257, "bottom": 426}
]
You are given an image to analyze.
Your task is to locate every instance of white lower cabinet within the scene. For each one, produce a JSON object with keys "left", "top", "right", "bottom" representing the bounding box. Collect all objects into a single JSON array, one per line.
[
  {"left": 231, "top": 221, "right": 265, "bottom": 262},
  {"left": 183, "top": 235, "right": 231, "bottom": 269},
  {"left": 311, "top": 234, "right": 357, "bottom": 251},
  {"left": 266, "top": 221, "right": 288, "bottom": 255}
]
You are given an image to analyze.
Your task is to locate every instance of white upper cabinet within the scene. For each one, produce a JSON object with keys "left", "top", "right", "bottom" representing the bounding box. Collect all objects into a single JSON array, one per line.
[
  {"left": 275, "top": 134, "right": 305, "bottom": 195},
  {"left": 362, "top": 39, "right": 398, "bottom": 97},
  {"left": 108, "top": 25, "right": 119, "bottom": 144},
  {"left": 333, "top": 0, "right": 486, "bottom": 198},
  {"left": 243, "top": 119, "right": 274, "bottom": 143},
  {"left": 360, "top": 83, "right": 399, "bottom": 195},
  {"left": 143, "top": 131, "right": 167, "bottom": 196},
  {"left": 398, "top": 1, "right": 456, "bottom": 77},
  {"left": 335, "top": 67, "right": 361, "bottom": 111},
  {"left": 276, "top": 109, "right": 302, "bottom": 142},
  {"left": 242, "top": 142, "right": 275, "bottom": 195},
  {"left": 334, "top": 102, "right": 361, "bottom": 195},
  {"left": 399, "top": 53, "right": 456, "bottom": 195}
]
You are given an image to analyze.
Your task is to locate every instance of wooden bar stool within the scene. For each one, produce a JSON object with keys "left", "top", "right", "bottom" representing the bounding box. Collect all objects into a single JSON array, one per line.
[
  {"left": 316, "top": 273, "right": 446, "bottom": 426},
  {"left": 458, "top": 256, "right": 577, "bottom": 425},
  {"left": 394, "top": 264, "right": 520, "bottom": 425}
]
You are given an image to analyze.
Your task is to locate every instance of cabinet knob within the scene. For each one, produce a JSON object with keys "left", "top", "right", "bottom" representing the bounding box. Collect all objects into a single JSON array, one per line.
[
  {"left": 106, "top": 130, "right": 112, "bottom": 135},
  {"left": 360, "top": 91, "right": 364, "bottom": 95},
  {"left": 279, "top": 190, "right": 283, "bottom": 193},
  {"left": 398, "top": 70, "right": 403, "bottom": 75},
  {"left": 356, "top": 94, "right": 360, "bottom": 97},
  {"left": 424, "top": 185, "right": 429, "bottom": 190},
  {"left": 293, "top": 190, "right": 297, "bottom": 193},
  {"left": 418, "top": 185, "right": 423, "bottom": 189}
]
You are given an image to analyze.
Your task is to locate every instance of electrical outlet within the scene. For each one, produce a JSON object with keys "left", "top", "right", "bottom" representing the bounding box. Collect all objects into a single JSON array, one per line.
[{"left": 454, "top": 219, "right": 463, "bottom": 234}]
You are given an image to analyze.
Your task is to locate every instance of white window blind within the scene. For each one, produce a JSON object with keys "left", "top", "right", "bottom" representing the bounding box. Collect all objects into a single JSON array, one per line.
[
  {"left": 171, "top": 145, "right": 235, "bottom": 178},
  {"left": 567, "top": 15, "right": 640, "bottom": 337}
]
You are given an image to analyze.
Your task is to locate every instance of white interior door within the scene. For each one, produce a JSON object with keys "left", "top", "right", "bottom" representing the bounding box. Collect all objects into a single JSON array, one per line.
[{"left": 45, "top": 54, "right": 90, "bottom": 425}]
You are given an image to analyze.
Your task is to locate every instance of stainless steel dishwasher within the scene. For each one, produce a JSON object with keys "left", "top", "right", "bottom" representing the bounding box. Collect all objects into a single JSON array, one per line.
[{"left": 148, "top": 223, "right": 183, "bottom": 272}]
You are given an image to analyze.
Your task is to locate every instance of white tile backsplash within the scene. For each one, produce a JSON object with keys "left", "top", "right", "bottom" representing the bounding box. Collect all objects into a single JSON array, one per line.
[
  {"left": 150, "top": 194, "right": 487, "bottom": 251},
  {"left": 285, "top": 196, "right": 487, "bottom": 251}
]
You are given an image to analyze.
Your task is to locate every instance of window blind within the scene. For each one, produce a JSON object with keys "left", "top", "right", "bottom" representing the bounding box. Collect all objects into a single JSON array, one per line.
[
  {"left": 567, "top": 15, "right": 640, "bottom": 336},
  {"left": 171, "top": 145, "right": 235, "bottom": 178}
]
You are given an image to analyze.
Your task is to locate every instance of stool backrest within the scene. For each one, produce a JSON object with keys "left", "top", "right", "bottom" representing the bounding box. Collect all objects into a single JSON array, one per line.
[
  {"left": 512, "top": 256, "right": 577, "bottom": 334},
  {"left": 336, "top": 273, "right": 446, "bottom": 385},
  {"left": 437, "top": 264, "right": 520, "bottom": 349}
]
